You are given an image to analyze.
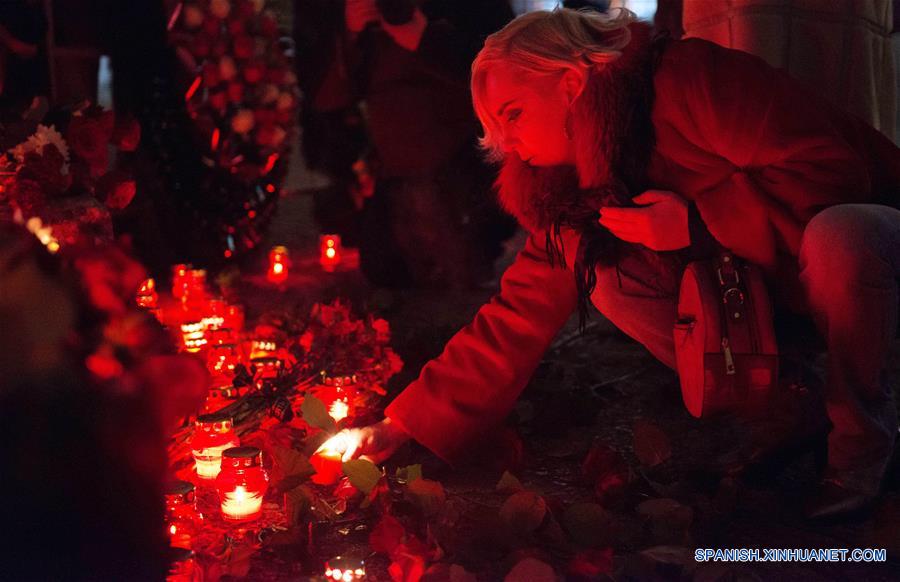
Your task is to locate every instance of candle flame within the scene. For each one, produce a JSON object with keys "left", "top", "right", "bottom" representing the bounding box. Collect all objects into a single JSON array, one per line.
[{"left": 328, "top": 399, "right": 349, "bottom": 422}]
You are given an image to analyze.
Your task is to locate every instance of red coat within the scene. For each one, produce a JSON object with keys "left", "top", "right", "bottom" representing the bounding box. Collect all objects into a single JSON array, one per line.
[{"left": 385, "top": 28, "right": 900, "bottom": 463}]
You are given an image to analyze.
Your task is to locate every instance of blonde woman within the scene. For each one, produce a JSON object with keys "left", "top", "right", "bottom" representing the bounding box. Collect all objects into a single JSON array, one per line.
[{"left": 329, "top": 8, "right": 900, "bottom": 522}]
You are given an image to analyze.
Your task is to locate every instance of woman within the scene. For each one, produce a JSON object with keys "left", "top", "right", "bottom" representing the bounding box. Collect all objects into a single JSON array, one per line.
[{"left": 329, "top": 8, "right": 900, "bottom": 521}]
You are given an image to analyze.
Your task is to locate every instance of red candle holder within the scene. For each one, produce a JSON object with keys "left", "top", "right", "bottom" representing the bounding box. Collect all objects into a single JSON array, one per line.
[
  {"left": 222, "top": 304, "right": 245, "bottom": 333},
  {"left": 202, "top": 384, "right": 245, "bottom": 415},
  {"left": 251, "top": 356, "right": 283, "bottom": 383},
  {"left": 325, "top": 556, "right": 366, "bottom": 581},
  {"left": 166, "top": 547, "right": 197, "bottom": 582},
  {"left": 189, "top": 414, "right": 240, "bottom": 480},
  {"left": 314, "top": 374, "right": 359, "bottom": 423},
  {"left": 202, "top": 298, "right": 227, "bottom": 331},
  {"left": 207, "top": 343, "right": 240, "bottom": 382},
  {"left": 311, "top": 433, "right": 350, "bottom": 485},
  {"left": 267, "top": 245, "right": 290, "bottom": 285},
  {"left": 171, "top": 264, "right": 191, "bottom": 302},
  {"left": 215, "top": 446, "right": 269, "bottom": 521},
  {"left": 165, "top": 480, "right": 198, "bottom": 550},
  {"left": 248, "top": 338, "right": 278, "bottom": 360},
  {"left": 136, "top": 278, "right": 159, "bottom": 311},
  {"left": 320, "top": 234, "right": 342, "bottom": 273},
  {"left": 180, "top": 320, "right": 208, "bottom": 354}
]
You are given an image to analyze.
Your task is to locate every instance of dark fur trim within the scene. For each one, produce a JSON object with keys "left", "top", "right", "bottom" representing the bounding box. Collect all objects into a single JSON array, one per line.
[{"left": 493, "top": 21, "right": 669, "bottom": 330}]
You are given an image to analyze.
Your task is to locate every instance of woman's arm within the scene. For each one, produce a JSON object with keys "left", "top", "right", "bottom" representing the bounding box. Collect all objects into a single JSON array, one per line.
[{"left": 384, "top": 229, "right": 579, "bottom": 464}]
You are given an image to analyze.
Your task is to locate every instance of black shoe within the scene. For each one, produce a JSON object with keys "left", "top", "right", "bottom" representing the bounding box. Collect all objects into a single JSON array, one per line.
[{"left": 803, "top": 477, "right": 878, "bottom": 523}]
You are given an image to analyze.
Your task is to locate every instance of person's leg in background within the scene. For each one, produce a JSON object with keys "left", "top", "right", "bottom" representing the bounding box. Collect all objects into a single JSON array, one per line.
[{"left": 798, "top": 203, "right": 900, "bottom": 519}]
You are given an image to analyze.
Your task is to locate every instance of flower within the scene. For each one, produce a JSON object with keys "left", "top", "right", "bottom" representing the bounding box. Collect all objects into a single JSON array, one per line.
[
  {"left": 112, "top": 116, "right": 141, "bottom": 151},
  {"left": 231, "top": 109, "right": 255, "bottom": 134},
  {"left": 182, "top": 3, "right": 205, "bottom": 28},
  {"left": 8, "top": 178, "right": 45, "bottom": 217},
  {"left": 219, "top": 56, "right": 238, "bottom": 81},
  {"left": 259, "top": 83, "right": 280, "bottom": 104},
  {"left": 67, "top": 110, "right": 115, "bottom": 177},
  {"left": 210, "top": 0, "right": 232, "bottom": 20},
  {"left": 275, "top": 92, "right": 294, "bottom": 111},
  {"left": 233, "top": 34, "right": 254, "bottom": 59},
  {"left": 9, "top": 124, "right": 70, "bottom": 168},
  {"left": 96, "top": 171, "right": 137, "bottom": 210}
]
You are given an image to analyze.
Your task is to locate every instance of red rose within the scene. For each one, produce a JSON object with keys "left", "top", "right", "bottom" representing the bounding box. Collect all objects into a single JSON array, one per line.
[
  {"left": 208, "top": 91, "right": 228, "bottom": 112},
  {"left": 235, "top": 0, "right": 255, "bottom": 19},
  {"left": 260, "top": 13, "right": 278, "bottom": 38},
  {"left": 255, "top": 123, "right": 277, "bottom": 147},
  {"left": 211, "top": 39, "right": 229, "bottom": 57},
  {"left": 112, "top": 116, "right": 141, "bottom": 151},
  {"left": 243, "top": 60, "right": 265, "bottom": 84},
  {"left": 203, "top": 62, "right": 221, "bottom": 87},
  {"left": 264, "top": 66, "right": 285, "bottom": 84},
  {"left": 9, "top": 178, "right": 45, "bottom": 217},
  {"left": 253, "top": 108, "right": 276, "bottom": 125},
  {"left": 202, "top": 16, "right": 221, "bottom": 37},
  {"left": 227, "top": 17, "right": 245, "bottom": 36},
  {"left": 67, "top": 110, "right": 115, "bottom": 177},
  {"left": 191, "top": 34, "right": 211, "bottom": 58},
  {"left": 96, "top": 171, "right": 136, "bottom": 210},
  {"left": 233, "top": 34, "right": 254, "bottom": 59},
  {"left": 276, "top": 108, "right": 293, "bottom": 125},
  {"left": 19, "top": 144, "right": 70, "bottom": 197},
  {"left": 226, "top": 81, "right": 244, "bottom": 103}
]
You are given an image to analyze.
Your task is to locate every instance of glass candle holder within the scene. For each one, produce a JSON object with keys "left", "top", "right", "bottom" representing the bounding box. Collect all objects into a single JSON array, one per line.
[
  {"left": 180, "top": 320, "right": 208, "bottom": 353},
  {"left": 311, "top": 434, "right": 349, "bottom": 486},
  {"left": 267, "top": 245, "right": 290, "bottom": 285},
  {"left": 165, "top": 480, "right": 198, "bottom": 550},
  {"left": 319, "top": 235, "right": 342, "bottom": 273},
  {"left": 315, "top": 374, "right": 359, "bottom": 422},
  {"left": 202, "top": 298, "right": 227, "bottom": 331},
  {"left": 190, "top": 414, "right": 240, "bottom": 480},
  {"left": 171, "top": 264, "right": 191, "bottom": 302},
  {"left": 166, "top": 547, "right": 197, "bottom": 582},
  {"left": 207, "top": 343, "right": 240, "bottom": 382},
  {"left": 202, "top": 384, "right": 244, "bottom": 415},
  {"left": 215, "top": 446, "right": 269, "bottom": 521},
  {"left": 325, "top": 556, "right": 366, "bottom": 581},
  {"left": 136, "top": 278, "right": 159, "bottom": 310},
  {"left": 251, "top": 356, "right": 283, "bottom": 383},
  {"left": 222, "top": 304, "right": 245, "bottom": 333}
]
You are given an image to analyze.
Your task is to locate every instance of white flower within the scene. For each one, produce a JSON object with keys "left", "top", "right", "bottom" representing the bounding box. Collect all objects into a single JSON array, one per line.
[
  {"left": 210, "top": 0, "right": 231, "bottom": 19},
  {"left": 9, "top": 124, "right": 70, "bottom": 172}
]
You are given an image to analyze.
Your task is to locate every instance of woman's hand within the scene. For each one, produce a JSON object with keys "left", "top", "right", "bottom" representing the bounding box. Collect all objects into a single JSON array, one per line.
[
  {"left": 318, "top": 417, "right": 411, "bottom": 464},
  {"left": 598, "top": 190, "right": 690, "bottom": 251}
]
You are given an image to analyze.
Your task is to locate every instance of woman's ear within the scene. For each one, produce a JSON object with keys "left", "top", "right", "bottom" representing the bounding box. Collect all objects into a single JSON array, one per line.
[{"left": 561, "top": 68, "right": 586, "bottom": 106}]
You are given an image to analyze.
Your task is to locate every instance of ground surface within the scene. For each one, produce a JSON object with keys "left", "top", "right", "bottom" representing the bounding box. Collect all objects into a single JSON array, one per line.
[{"left": 237, "top": 188, "right": 900, "bottom": 581}]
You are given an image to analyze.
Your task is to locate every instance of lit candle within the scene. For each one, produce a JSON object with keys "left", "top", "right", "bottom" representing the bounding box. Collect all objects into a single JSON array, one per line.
[
  {"left": 165, "top": 480, "right": 198, "bottom": 550},
  {"left": 207, "top": 343, "right": 240, "bottom": 383},
  {"left": 325, "top": 556, "right": 366, "bottom": 581},
  {"left": 216, "top": 446, "right": 269, "bottom": 521},
  {"left": 316, "top": 374, "right": 358, "bottom": 422},
  {"left": 180, "top": 320, "right": 208, "bottom": 353},
  {"left": 320, "top": 235, "right": 342, "bottom": 273},
  {"left": 171, "top": 264, "right": 190, "bottom": 302},
  {"left": 311, "top": 433, "right": 350, "bottom": 485},
  {"left": 190, "top": 414, "right": 240, "bottom": 480},
  {"left": 222, "top": 304, "right": 245, "bottom": 333},
  {"left": 267, "top": 245, "right": 290, "bottom": 285},
  {"left": 136, "top": 278, "right": 159, "bottom": 310}
]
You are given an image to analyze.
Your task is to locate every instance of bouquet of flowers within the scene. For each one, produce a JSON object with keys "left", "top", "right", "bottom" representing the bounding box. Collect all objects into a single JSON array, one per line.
[
  {"left": 169, "top": 0, "right": 299, "bottom": 184},
  {"left": 1, "top": 103, "right": 140, "bottom": 247}
]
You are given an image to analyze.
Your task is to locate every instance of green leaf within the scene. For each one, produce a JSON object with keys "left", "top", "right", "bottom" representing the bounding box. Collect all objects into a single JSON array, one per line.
[
  {"left": 563, "top": 502, "right": 615, "bottom": 548},
  {"left": 406, "top": 478, "right": 446, "bottom": 516},
  {"left": 301, "top": 394, "right": 337, "bottom": 432},
  {"left": 495, "top": 471, "right": 525, "bottom": 494},
  {"left": 342, "top": 458, "right": 382, "bottom": 494},
  {"left": 396, "top": 464, "right": 423, "bottom": 484},
  {"left": 499, "top": 491, "right": 547, "bottom": 533}
]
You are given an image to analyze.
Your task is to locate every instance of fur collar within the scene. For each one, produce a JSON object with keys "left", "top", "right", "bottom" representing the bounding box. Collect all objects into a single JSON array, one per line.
[{"left": 493, "top": 22, "right": 663, "bottom": 233}]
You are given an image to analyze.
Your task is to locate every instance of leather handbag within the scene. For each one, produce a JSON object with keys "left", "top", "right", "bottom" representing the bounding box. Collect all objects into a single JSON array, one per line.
[{"left": 673, "top": 251, "right": 779, "bottom": 418}]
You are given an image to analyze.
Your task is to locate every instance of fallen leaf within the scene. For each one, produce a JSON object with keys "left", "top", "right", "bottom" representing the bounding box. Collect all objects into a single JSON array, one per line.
[
  {"left": 496, "top": 471, "right": 525, "bottom": 494},
  {"left": 632, "top": 420, "right": 671, "bottom": 467},
  {"left": 283, "top": 484, "right": 312, "bottom": 525},
  {"left": 370, "top": 514, "right": 406, "bottom": 555},
  {"left": 301, "top": 393, "right": 336, "bottom": 432},
  {"left": 396, "top": 464, "right": 423, "bottom": 484},
  {"left": 504, "top": 557, "right": 556, "bottom": 582},
  {"left": 270, "top": 445, "right": 315, "bottom": 493},
  {"left": 406, "top": 478, "right": 447, "bottom": 516},
  {"left": 342, "top": 458, "right": 382, "bottom": 494},
  {"left": 567, "top": 548, "right": 614, "bottom": 579},
  {"left": 500, "top": 491, "right": 547, "bottom": 533},
  {"left": 563, "top": 502, "right": 615, "bottom": 548}
]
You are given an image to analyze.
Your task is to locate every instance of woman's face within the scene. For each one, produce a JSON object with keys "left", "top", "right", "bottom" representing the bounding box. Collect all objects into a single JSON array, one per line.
[{"left": 482, "top": 66, "right": 576, "bottom": 167}]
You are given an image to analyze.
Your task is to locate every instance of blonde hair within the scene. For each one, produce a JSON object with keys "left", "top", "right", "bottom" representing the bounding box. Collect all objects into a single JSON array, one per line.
[{"left": 472, "top": 7, "right": 637, "bottom": 162}]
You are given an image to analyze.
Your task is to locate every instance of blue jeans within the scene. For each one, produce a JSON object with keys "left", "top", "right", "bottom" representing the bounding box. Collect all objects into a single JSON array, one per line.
[{"left": 591, "top": 204, "right": 900, "bottom": 494}]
